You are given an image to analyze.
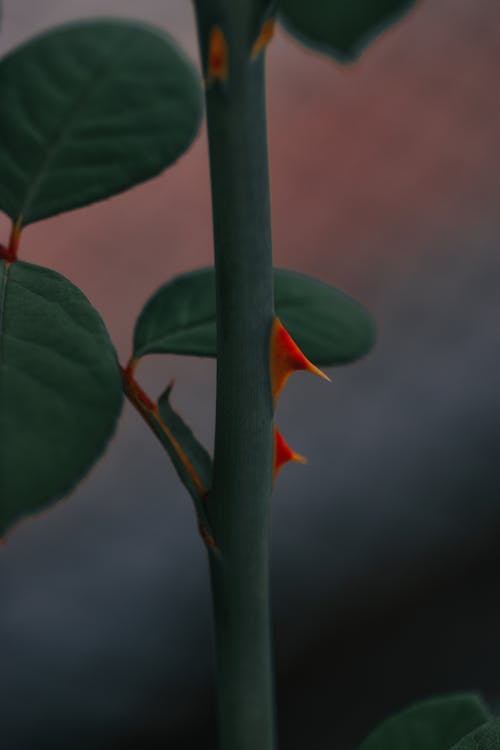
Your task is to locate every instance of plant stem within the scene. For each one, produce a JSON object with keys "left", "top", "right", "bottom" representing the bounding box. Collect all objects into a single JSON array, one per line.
[{"left": 194, "top": 3, "right": 276, "bottom": 749}]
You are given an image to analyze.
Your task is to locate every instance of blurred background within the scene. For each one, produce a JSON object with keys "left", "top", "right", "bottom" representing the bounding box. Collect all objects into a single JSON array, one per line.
[{"left": 0, "top": 1, "right": 499, "bottom": 748}]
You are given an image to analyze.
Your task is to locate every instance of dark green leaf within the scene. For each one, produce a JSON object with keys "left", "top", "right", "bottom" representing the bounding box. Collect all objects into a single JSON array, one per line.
[
  {"left": 157, "top": 382, "right": 212, "bottom": 502},
  {"left": 450, "top": 718, "right": 500, "bottom": 750},
  {"left": 134, "top": 269, "right": 217, "bottom": 360},
  {"left": 0, "top": 259, "right": 123, "bottom": 535},
  {"left": 274, "top": 269, "right": 375, "bottom": 365},
  {"left": 278, "top": 0, "right": 417, "bottom": 61},
  {"left": 0, "top": 19, "right": 202, "bottom": 226},
  {"left": 359, "top": 695, "right": 491, "bottom": 750},
  {"left": 133, "top": 267, "right": 375, "bottom": 366}
]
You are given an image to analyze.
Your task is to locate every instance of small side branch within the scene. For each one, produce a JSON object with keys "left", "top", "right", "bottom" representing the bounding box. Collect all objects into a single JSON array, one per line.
[{"left": 121, "top": 364, "right": 218, "bottom": 554}]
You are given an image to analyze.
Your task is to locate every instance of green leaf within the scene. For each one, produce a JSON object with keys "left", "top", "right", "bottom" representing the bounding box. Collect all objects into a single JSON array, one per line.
[
  {"left": 359, "top": 695, "right": 491, "bottom": 750},
  {"left": 133, "top": 267, "right": 375, "bottom": 366},
  {"left": 0, "top": 259, "right": 123, "bottom": 535},
  {"left": 274, "top": 269, "right": 375, "bottom": 365},
  {"left": 450, "top": 718, "right": 500, "bottom": 750},
  {"left": 0, "top": 19, "right": 202, "bottom": 226},
  {"left": 157, "top": 382, "right": 212, "bottom": 502},
  {"left": 278, "top": 0, "right": 417, "bottom": 61},
  {"left": 134, "top": 268, "right": 217, "bottom": 360}
]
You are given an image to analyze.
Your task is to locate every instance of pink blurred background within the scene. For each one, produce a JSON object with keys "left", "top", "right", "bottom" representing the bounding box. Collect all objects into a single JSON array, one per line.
[{"left": 0, "top": 1, "right": 499, "bottom": 748}]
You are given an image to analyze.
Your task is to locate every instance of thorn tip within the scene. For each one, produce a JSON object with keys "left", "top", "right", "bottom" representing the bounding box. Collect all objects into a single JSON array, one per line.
[
  {"left": 273, "top": 426, "right": 306, "bottom": 480},
  {"left": 270, "top": 317, "right": 330, "bottom": 407}
]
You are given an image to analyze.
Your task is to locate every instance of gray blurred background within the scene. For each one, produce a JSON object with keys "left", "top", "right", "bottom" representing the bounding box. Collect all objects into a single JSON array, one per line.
[{"left": 0, "top": 1, "right": 499, "bottom": 748}]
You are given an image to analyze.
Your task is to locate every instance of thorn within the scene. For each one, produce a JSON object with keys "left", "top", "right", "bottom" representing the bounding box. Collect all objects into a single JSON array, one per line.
[
  {"left": 251, "top": 18, "right": 275, "bottom": 59},
  {"left": 270, "top": 317, "right": 330, "bottom": 407},
  {"left": 273, "top": 426, "right": 307, "bottom": 480},
  {"left": 207, "top": 26, "right": 228, "bottom": 84}
]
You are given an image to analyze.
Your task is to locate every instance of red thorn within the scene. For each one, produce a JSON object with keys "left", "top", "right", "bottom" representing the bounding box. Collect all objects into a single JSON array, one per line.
[
  {"left": 207, "top": 26, "right": 228, "bottom": 84},
  {"left": 270, "top": 317, "right": 330, "bottom": 407},
  {"left": 273, "top": 425, "right": 307, "bottom": 480}
]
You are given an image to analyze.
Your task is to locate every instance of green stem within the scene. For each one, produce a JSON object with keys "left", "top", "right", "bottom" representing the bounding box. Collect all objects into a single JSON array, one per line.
[{"left": 194, "top": 3, "right": 276, "bottom": 749}]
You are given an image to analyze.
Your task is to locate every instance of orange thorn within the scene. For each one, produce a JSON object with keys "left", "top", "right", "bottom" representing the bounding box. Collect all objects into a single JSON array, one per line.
[
  {"left": 273, "top": 426, "right": 307, "bottom": 480},
  {"left": 207, "top": 26, "right": 228, "bottom": 84},
  {"left": 251, "top": 18, "right": 275, "bottom": 59},
  {"left": 270, "top": 317, "right": 330, "bottom": 407}
]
